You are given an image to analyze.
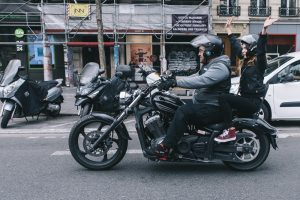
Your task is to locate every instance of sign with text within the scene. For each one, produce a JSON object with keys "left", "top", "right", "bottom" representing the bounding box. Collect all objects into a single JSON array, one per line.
[
  {"left": 172, "top": 14, "right": 208, "bottom": 33},
  {"left": 67, "top": 4, "right": 90, "bottom": 19}
]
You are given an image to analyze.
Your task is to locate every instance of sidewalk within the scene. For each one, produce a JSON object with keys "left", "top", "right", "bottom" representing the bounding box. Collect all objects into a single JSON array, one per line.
[{"left": 61, "top": 86, "right": 78, "bottom": 115}]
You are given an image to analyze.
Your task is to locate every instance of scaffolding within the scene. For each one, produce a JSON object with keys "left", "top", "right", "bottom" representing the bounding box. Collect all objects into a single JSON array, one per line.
[{"left": 0, "top": 0, "right": 210, "bottom": 85}]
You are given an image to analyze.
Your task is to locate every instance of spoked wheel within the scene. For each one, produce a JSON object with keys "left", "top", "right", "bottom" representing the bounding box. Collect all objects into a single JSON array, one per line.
[
  {"left": 223, "top": 128, "right": 270, "bottom": 171},
  {"left": 69, "top": 115, "right": 128, "bottom": 170}
]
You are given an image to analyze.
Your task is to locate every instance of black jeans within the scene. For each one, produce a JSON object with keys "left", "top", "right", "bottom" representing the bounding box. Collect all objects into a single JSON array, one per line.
[
  {"left": 163, "top": 103, "right": 222, "bottom": 147},
  {"left": 218, "top": 94, "right": 262, "bottom": 128}
]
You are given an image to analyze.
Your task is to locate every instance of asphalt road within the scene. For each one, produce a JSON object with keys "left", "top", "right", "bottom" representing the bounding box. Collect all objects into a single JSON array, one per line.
[
  {"left": 0, "top": 86, "right": 300, "bottom": 200},
  {"left": 0, "top": 133, "right": 300, "bottom": 200}
]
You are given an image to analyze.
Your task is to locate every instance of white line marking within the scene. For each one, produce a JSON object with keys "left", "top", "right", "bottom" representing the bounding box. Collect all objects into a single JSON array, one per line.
[
  {"left": 51, "top": 149, "right": 143, "bottom": 156},
  {"left": 49, "top": 121, "right": 77, "bottom": 128},
  {"left": 44, "top": 136, "right": 56, "bottom": 139},
  {"left": 27, "top": 136, "right": 39, "bottom": 139}
]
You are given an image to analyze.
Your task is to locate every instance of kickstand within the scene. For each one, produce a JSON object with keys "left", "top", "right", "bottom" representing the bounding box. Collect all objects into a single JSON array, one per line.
[{"left": 24, "top": 116, "right": 28, "bottom": 122}]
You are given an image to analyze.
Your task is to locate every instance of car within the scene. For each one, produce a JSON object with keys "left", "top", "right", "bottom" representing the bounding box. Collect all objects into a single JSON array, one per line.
[{"left": 230, "top": 51, "right": 300, "bottom": 121}]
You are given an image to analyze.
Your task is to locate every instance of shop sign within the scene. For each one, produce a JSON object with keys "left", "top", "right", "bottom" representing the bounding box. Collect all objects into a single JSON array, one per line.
[
  {"left": 171, "top": 14, "right": 208, "bottom": 33},
  {"left": 67, "top": 3, "right": 90, "bottom": 19},
  {"left": 15, "top": 28, "right": 24, "bottom": 38}
]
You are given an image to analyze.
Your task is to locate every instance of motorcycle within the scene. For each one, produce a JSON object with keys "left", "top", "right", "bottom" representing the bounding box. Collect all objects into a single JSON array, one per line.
[
  {"left": 68, "top": 70, "right": 278, "bottom": 171},
  {"left": 75, "top": 62, "right": 135, "bottom": 117},
  {"left": 0, "top": 59, "right": 64, "bottom": 128}
]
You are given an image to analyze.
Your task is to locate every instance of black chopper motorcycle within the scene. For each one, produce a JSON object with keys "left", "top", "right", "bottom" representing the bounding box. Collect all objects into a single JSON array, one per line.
[
  {"left": 68, "top": 70, "right": 278, "bottom": 171},
  {"left": 0, "top": 59, "right": 64, "bottom": 128},
  {"left": 75, "top": 62, "right": 134, "bottom": 117}
]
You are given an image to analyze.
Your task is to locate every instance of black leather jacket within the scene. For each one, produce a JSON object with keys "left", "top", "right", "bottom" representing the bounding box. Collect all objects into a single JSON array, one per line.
[{"left": 229, "top": 34, "right": 268, "bottom": 98}]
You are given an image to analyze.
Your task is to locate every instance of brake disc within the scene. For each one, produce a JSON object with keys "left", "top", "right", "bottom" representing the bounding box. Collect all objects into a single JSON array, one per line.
[{"left": 83, "top": 131, "right": 112, "bottom": 157}]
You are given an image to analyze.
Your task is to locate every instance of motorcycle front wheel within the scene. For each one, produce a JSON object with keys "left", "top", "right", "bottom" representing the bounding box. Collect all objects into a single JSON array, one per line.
[
  {"left": 223, "top": 128, "right": 270, "bottom": 171},
  {"left": 1, "top": 110, "right": 12, "bottom": 128},
  {"left": 69, "top": 115, "right": 128, "bottom": 170}
]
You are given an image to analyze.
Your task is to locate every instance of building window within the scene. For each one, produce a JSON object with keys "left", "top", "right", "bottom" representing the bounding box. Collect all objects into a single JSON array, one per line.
[
  {"left": 249, "top": 0, "right": 271, "bottom": 16},
  {"left": 280, "top": 0, "right": 300, "bottom": 16},
  {"left": 217, "top": 0, "right": 240, "bottom": 16}
]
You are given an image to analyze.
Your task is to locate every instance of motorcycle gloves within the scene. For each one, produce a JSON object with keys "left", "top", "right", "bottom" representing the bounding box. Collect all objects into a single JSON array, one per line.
[{"left": 158, "top": 78, "right": 177, "bottom": 91}]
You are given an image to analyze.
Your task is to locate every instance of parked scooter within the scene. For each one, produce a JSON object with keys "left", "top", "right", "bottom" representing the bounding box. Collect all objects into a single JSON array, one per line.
[
  {"left": 75, "top": 62, "right": 135, "bottom": 117},
  {"left": 0, "top": 59, "right": 64, "bottom": 128}
]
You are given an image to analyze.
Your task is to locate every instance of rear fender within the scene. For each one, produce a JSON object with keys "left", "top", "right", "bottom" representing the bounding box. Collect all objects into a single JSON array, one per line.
[
  {"left": 91, "top": 112, "right": 132, "bottom": 140},
  {"left": 232, "top": 117, "right": 278, "bottom": 149}
]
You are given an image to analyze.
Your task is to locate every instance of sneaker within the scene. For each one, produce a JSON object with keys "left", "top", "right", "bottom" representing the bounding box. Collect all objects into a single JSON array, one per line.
[
  {"left": 214, "top": 127, "right": 236, "bottom": 143},
  {"left": 145, "top": 142, "right": 170, "bottom": 160}
]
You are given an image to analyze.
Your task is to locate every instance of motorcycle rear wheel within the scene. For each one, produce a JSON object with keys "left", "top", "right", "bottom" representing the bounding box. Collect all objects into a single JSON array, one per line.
[
  {"left": 1, "top": 110, "right": 12, "bottom": 128},
  {"left": 223, "top": 129, "right": 270, "bottom": 171},
  {"left": 69, "top": 115, "right": 128, "bottom": 170}
]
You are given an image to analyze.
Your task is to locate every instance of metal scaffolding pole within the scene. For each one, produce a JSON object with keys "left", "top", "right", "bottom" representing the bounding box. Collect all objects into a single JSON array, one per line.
[
  {"left": 41, "top": 0, "right": 53, "bottom": 81},
  {"left": 95, "top": 0, "right": 107, "bottom": 77}
]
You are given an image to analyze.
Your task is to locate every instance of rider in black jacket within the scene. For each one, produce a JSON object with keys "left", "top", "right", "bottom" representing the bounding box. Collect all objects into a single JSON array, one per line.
[{"left": 215, "top": 16, "right": 278, "bottom": 143}]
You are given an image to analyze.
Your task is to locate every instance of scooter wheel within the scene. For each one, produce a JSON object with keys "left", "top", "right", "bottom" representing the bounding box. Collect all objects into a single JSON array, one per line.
[{"left": 1, "top": 110, "right": 12, "bottom": 128}]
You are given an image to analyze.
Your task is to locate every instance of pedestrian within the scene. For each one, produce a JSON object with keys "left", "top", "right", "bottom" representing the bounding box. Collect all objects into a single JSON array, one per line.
[
  {"left": 215, "top": 16, "right": 278, "bottom": 143},
  {"left": 148, "top": 34, "right": 231, "bottom": 158}
]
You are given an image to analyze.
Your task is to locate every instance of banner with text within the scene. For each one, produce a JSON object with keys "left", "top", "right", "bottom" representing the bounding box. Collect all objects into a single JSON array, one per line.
[{"left": 171, "top": 14, "right": 208, "bottom": 33}]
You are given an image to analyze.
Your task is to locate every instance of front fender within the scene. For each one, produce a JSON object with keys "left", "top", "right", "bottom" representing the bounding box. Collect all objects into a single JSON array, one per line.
[
  {"left": 75, "top": 97, "right": 90, "bottom": 106},
  {"left": 232, "top": 117, "right": 278, "bottom": 149},
  {"left": 91, "top": 112, "right": 132, "bottom": 140}
]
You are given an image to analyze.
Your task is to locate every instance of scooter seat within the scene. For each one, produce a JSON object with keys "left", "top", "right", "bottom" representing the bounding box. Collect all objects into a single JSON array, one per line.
[{"left": 38, "top": 80, "right": 58, "bottom": 91}]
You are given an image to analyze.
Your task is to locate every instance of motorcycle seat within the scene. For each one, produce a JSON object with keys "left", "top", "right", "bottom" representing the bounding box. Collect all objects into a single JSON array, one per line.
[{"left": 204, "top": 122, "right": 226, "bottom": 131}]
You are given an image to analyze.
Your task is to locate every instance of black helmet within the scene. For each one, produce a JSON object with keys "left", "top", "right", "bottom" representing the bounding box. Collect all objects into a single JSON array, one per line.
[
  {"left": 190, "top": 34, "right": 224, "bottom": 60},
  {"left": 239, "top": 34, "right": 259, "bottom": 57}
]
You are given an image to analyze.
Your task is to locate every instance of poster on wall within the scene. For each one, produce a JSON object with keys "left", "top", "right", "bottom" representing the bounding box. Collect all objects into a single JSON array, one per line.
[
  {"left": 172, "top": 14, "right": 208, "bottom": 33},
  {"left": 126, "top": 35, "right": 152, "bottom": 82},
  {"left": 166, "top": 45, "right": 199, "bottom": 76},
  {"left": 27, "top": 34, "right": 55, "bottom": 67}
]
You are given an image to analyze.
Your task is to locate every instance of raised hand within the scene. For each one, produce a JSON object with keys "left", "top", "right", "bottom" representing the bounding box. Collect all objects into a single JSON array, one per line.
[
  {"left": 263, "top": 16, "right": 278, "bottom": 29},
  {"left": 262, "top": 16, "right": 278, "bottom": 34},
  {"left": 225, "top": 17, "right": 233, "bottom": 35}
]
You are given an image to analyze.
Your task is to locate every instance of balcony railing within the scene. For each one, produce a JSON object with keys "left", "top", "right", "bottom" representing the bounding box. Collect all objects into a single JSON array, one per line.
[
  {"left": 248, "top": 6, "right": 271, "bottom": 16},
  {"left": 217, "top": 5, "right": 241, "bottom": 16},
  {"left": 279, "top": 7, "right": 300, "bottom": 17}
]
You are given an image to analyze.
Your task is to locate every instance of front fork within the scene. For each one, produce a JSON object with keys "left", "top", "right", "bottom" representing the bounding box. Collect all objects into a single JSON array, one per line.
[{"left": 0, "top": 100, "right": 17, "bottom": 118}]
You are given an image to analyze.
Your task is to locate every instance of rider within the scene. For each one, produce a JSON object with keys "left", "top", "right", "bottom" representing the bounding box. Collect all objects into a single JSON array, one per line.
[
  {"left": 215, "top": 16, "right": 278, "bottom": 143},
  {"left": 150, "top": 34, "right": 232, "bottom": 158}
]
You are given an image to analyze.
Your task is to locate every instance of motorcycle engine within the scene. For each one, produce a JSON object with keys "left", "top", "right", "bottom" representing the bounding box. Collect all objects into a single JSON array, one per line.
[
  {"left": 144, "top": 115, "right": 166, "bottom": 139},
  {"left": 177, "top": 136, "right": 208, "bottom": 157}
]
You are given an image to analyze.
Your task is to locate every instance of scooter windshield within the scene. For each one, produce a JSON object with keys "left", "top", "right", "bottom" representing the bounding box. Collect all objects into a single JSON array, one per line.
[
  {"left": 80, "top": 62, "right": 100, "bottom": 85},
  {"left": 0, "top": 59, "right": 21, "bottom": 86}
]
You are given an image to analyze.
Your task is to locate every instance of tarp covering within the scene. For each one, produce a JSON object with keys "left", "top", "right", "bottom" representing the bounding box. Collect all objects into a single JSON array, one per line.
[{"left": 43, "top": 4, "right": 210, "bottom": 33}]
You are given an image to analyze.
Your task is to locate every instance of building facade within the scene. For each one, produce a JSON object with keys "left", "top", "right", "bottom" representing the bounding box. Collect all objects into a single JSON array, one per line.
[
  {"left": 212, "top": 0, "right": 300, "bottom": 74},
  {"left": 0, "top": 0, "right": 211, "bottom": 85}
]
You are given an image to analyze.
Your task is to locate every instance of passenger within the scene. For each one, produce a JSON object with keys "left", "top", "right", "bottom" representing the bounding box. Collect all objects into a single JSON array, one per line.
[{"left": 215, "top": 16, "right": 278, "bottom": 143}]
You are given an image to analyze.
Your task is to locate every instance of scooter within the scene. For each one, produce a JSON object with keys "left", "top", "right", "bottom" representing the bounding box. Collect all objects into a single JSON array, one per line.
[
  {"left": 0, "top": 59, "right": 64, "bottom": 128},
  {"left": 75, "top": 62, "right": 135, "bottom": 117}
]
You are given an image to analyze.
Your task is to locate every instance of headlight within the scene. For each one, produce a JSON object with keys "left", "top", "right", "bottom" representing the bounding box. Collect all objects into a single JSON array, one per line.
[
  {"left": 230, "top": 84, "right": 239, "bottom": 94},
  {"left": 4, "top": 82, "right": 18, "bottom": 96},
  {"left": 80, "top": 87, "right": 93, "bottom": 96}
]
